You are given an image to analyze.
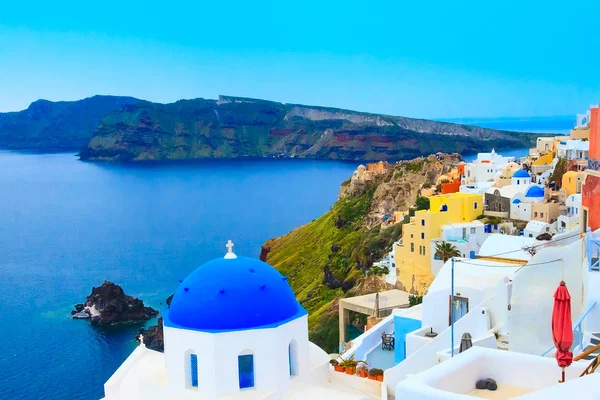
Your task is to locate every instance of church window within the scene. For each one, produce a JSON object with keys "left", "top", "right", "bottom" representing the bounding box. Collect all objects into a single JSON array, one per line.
[
  {"left": 190, "top": 354, "right": 198, "bottom": 387},
  {"left": 289, "top": 340, "right": 298, "bottom": 377},
  {"left": 238, "top": 353, "right": 255, "bottom": 389},
  {"left": 410, "top": 243, "right": 414, "bottom": 252}
]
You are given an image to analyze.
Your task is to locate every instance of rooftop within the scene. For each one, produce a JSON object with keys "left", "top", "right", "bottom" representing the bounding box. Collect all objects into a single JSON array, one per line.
[{"left": 339, "top": 289, "right": 411, "bottom": 316}]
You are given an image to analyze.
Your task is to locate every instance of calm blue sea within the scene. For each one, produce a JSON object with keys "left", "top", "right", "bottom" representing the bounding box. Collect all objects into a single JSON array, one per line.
[
  {"left": 0, "top": 118, "right": 567, "bottom": 400},
  {"left": 0, "top": 152, "right": 357, "bottom": 400}
]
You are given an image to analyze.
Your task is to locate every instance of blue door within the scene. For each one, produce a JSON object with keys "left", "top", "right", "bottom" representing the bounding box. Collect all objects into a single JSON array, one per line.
[{"left": 450, "top": 297, "right": 469, "bottom": 324}]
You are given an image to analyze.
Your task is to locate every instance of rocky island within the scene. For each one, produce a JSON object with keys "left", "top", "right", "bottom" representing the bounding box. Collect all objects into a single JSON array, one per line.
[
  {"left": 0, "top": 94, "right": 539, "bottom": 160},
  {"left": 135, "top": 294, "right": 172, "bottom": 352},
  {"left": 79, "top": 96, "right": 538, "bottom": 162},
  {"left": 72, "top": 281, "right": 158, "bottom": 325}
]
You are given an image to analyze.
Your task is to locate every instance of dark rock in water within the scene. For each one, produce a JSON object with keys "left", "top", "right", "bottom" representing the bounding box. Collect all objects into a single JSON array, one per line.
[
  {"left": 137, "top": 317, "right": 165, "bottom": 352},
  {"left": 475, "top": 380, "right": 487, "bottom": 390},
  {"left": 136, "top": 295, "right": 172, "bottom": 352},
  {"left": 74, "top": 304, "right": 85, "bottom": 313},
  {"left": 75, "top": 281, "right": 158, "bottom": 325}
]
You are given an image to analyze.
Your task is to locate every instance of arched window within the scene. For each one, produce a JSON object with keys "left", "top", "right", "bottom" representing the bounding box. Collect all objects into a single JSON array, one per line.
[
  {"left": 289, "top": 340, "right": 298, "bottom": 377},
  {"left": 238, "top": 351, "right": 255, "bottom": 389}
]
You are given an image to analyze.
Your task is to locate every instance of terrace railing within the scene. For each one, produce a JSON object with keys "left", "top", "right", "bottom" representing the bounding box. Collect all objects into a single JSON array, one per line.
[{"left": 541, "top": 300, "right": 597, "bottom": 356}]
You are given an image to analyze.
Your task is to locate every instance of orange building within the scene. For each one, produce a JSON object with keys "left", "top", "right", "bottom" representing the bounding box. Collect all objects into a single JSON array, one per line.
[
  {"left": 366, "top": 161, "right": 390, "bottom": 175},
  {"left": 441, "top": 179, "right": 460, "bottom": 194},
  {"left": 457, "top": 163, "right": 466, "bottom": 177},
  {"left": 589, "top": 105, "right": 600, "bottom": 170},
  {"left": 582, "top": 171, "right": 600, "bottom": 232}
]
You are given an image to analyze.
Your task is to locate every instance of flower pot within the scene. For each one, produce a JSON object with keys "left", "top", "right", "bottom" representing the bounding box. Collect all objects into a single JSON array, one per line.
[
  {"left": 345, "top": 367, "right": 356, "bottom": 375},
  {"left": 377, "top": 375, "right": 383, "bottom": 382},
  {"left": 334, "top": 365, "right": 345, "bottom": 373},
  {"left": 359, "top": 371, "right": 368, "bottom": 378},
  {"left": 368, "top": 375, "right": 377, "bottom": 381}
]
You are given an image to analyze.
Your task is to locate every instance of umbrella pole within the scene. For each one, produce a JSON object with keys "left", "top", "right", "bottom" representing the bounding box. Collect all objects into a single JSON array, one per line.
[{"left": 560, "top": 368, "right": 565, "bottom": 383}]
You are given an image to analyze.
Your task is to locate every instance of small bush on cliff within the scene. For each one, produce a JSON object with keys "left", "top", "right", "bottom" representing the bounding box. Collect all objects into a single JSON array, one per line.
[{"left": 415, "top": 196, "right": 430, "bottom": 211}]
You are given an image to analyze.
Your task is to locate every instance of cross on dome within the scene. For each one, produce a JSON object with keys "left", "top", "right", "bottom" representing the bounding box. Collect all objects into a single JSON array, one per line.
[{"left": 224, "top": 240, "right": 237, "bottom": 259}]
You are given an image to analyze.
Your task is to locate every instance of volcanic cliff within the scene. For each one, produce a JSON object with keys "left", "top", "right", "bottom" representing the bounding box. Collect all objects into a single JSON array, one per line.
[
  {"left": 78, "top": 95, "right": 537, "bottom": 162},
  {"left": 260, "top": 154, "right": 460, "bottom": 352}
]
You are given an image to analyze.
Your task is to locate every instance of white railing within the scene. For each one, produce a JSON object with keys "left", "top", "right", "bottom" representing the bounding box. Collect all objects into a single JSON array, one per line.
[
  {"left": 341, "top": 313, "right": 394, "bottom": 362},
  {"left": 541, "top": 300, "right": 597, "bottom": 356}
]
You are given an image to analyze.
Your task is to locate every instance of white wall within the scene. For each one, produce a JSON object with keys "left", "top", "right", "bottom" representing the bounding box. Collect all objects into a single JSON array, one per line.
[
  {"left": 163, "top": 316, "right": 310, "bottom": 399},
  {"left": 384, "top": 304, "right": 492, "bottom": 397},
  {"left": 435, "top": 332, "right": 497, "bottom": 363},
  {"left": 394, "top": 347, "right": 589, "bottom": 400},
  {"left": 509, "top": 239, "right": 585, "bottom": 355},
  {"left": 511, "top": 202, "right": 532, "bottom": 221},
  {"left": 405, "top": 326, "right": 435, "bottom": 357},
  {"left": 422, "top": 286, "right": 485, "bottom": 334}
]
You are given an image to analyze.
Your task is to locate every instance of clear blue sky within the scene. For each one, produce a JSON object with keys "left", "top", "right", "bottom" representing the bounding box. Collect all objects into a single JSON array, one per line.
[{"left": 1, "top": 0, "right": 599, "bottom": 118}]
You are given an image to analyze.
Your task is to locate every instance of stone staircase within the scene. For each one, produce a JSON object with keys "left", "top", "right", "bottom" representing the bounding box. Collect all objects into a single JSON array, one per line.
[{"left": 581, "top": 333, "right": 600, "bottom": 361}]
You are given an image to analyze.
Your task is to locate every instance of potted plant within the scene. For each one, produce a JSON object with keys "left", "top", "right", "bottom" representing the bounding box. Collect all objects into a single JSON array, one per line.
[
  {"left": 330, "top": 359, "right": 345, "bottom": 373},
  {"left": 357, "top": 363, "right": 369, "bottom": 378},
  {"left": 338, "top": 354, "right": 365, "bottom": 376},
  {"left": 369, "top": 368, "right": 384, "bottom": 381},
  {"left": 368, "top": 368, "right": 378, "bottom": 381}
]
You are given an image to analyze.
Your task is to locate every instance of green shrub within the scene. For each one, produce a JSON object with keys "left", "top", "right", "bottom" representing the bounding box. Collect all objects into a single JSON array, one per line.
[{"left": 415, "top": 196, "right": 430, "bottom": 211}]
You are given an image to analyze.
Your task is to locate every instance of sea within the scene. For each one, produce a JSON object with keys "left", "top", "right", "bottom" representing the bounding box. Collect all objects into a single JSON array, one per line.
[{"left": 0, "top": 116, "right": 574, "bottom": 400}]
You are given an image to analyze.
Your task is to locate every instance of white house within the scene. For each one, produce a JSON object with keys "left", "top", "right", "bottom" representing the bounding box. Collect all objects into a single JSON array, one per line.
[
  {"left": 459, "top": 181, "right": 494, "bottom": 194},
  {"left": 462, "top": 149, "right": 515, "bottom": 186},
  {"left": 556, "top": 139, "right": 589, "bottom": 160},
  {"left": 102, "top": 243, "right": 374, "bottom": 400},
  {"left": 576, "top": 109, "right": 591, "bottom": 128},
  {"left": 485, "top": 169, "right": 545, "bottom": 218},
  {"left": 429, "top": 221, "right": 487, "bottom": 276},
  {"left": 557, "top": 194, "right": 582, "bottom": 234},
  {"left": 524, "top": 220, "right": 555, "bottom": 238},
  {"left": 373, "top": 241, "right": 400, "bottom": 285}
]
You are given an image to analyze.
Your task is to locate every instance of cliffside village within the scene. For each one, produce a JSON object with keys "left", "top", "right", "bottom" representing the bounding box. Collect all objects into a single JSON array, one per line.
[{"left": 361, "top": 103, "right": 600, "bottom": 296}]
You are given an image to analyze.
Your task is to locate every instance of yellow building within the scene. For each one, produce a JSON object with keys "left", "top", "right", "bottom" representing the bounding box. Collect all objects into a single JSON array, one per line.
[
  {"left": 562, "top": 171, "right": 579, "bottom": 196},
  {"left": 395, "top": 193, "right": 483, "bottom": 294}
]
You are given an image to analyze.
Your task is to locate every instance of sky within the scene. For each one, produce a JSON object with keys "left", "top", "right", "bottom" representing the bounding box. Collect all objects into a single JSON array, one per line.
[{"left": 0, "top": 0, "right": 599, "bottom": 118}]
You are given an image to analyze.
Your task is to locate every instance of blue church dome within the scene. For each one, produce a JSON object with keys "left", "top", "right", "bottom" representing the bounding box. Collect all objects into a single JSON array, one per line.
[
  {"left": 525, "top": 186, "right": 545, "bottom": 198},
  {"left": 512, "top": 198, "right": 521, "bottom": 204},
  {"left": 165, "top": 256, "right": 307, "bottom": 332},
  {"left": 513, "top": 169, "right": 530, "bottom": 178}
]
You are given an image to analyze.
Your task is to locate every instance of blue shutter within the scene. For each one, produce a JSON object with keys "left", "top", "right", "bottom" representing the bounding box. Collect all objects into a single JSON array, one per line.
[
  {"left": 238, "top": 354, "right": 254, "bottom": 389},
  {"left": 190, "top": 354, "right": 198, "bottom": 387}
]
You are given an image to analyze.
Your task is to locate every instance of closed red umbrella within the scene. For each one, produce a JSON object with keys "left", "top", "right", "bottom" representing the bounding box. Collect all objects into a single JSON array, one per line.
[{"left": 552, "top": 281, "right": 573, "bottom": 383}]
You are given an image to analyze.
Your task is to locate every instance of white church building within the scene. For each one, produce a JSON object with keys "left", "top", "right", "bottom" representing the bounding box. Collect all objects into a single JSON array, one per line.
[{"left": 102, "top": 242, "right": 375, "bottom": 400}]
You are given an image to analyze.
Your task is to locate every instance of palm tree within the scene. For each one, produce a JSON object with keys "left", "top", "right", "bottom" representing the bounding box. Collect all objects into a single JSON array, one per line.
[{"left": 434, "top": 241, "right": 461, "bottom": 263}]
